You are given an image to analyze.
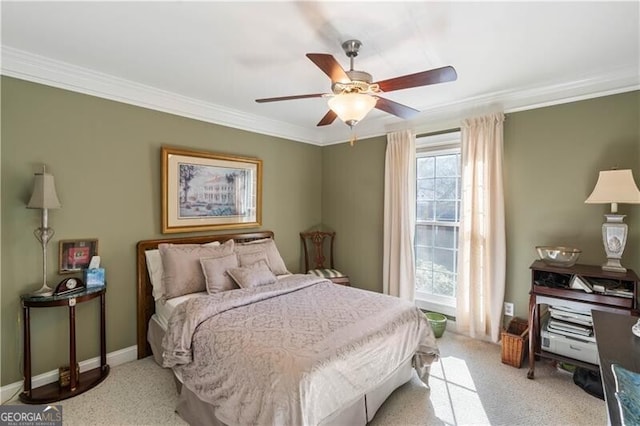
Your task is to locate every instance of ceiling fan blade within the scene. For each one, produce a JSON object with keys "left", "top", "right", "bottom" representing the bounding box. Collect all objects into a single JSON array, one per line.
[
  {"left": 306, "top": 53, "right": 351, "bottom": 83},
  {"left": 317, "top": 110, "right": 337, "bottom": 126},
  {"left": 375, "top": 97, "right": 420, "bottom": 120},
  {"left": 375, "top": 66, "right": 457, "bottom": 93},
  {"left": 255, "top": 93, "right": 325, "bottom": 103}
]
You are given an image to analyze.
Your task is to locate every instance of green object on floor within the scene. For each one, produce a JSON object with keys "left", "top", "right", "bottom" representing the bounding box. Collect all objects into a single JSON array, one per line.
[
  {"left": 425, "top": 312, "right": 447, "bottom": 338},
  {"left": 558, "top": 362, "right": 577, "bottom": 374}
]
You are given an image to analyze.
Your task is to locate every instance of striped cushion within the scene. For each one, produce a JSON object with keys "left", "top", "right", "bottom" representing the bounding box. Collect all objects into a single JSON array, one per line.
[{"left": 308, "top": 269, "right": 345, "bottom": 278}]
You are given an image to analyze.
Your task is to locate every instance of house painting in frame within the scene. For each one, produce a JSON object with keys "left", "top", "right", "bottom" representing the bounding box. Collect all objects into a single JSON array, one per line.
[{"left": 162, "top": 146, "right": 262, "bottom": 233}]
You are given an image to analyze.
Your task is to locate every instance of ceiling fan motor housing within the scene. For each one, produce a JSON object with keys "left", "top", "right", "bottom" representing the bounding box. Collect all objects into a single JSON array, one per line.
[
  {"left": 332, "top": 70, "right": 377, "bottom": 95},
  {"left": 334, "top": 40, "right": 379, "bottom": 95},
  {"left": 346, "top": 70, "right": 372, "bottom": 83}
]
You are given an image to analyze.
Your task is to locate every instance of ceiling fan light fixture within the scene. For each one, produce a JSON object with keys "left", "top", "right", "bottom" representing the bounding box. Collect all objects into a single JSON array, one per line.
[{"left": 328, "top": 93, "right": 377, "bottom": 127}]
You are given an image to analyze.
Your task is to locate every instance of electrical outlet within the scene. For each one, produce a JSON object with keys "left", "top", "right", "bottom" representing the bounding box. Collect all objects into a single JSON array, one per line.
[{"left": 504, "top": 302, "right": 514, "bottom": 316}]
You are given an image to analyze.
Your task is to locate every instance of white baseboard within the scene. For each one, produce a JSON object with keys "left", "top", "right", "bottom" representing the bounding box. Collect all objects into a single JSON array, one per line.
[{"left": 1, "top": 345, "right": 138, "bottom": 404}]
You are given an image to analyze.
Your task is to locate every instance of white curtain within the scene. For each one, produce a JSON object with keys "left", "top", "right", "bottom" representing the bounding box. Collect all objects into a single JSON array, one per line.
[
  {"left": 383, "top": 130, "right": 416, "bottom": 300},
  {"left": 456, "top": 113, "right": 506, "bottom": 342}
]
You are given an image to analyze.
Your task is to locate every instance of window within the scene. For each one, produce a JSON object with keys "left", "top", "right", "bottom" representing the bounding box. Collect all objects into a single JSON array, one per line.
[{"left": 415, "top": 132, "right": 461, "bottom": 316}]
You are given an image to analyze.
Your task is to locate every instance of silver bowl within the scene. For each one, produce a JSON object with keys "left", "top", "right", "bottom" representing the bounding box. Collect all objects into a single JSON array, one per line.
[{"left": 536, "top": 246, "right": 581, "bottom": 267}]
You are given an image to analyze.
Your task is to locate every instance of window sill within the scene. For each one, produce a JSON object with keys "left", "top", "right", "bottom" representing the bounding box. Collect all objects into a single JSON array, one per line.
[{"left": 415, "top": 297, "right": 456, "bottom": 318}]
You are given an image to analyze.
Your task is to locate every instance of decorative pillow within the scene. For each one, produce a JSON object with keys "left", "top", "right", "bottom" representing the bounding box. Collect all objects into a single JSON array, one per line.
[
  {"left": 159, "top": 239, "right": 234, "bottom": 300},
  {"left": 200, "top": 253, "right": 240, "bottom": 294},
  {"left": 227, "top": 260, "right": 277, "bottom": 289},
  {"left": 236, "top": 238, "right": 289, "bottom": 275},
  {"left": 237, "top": 250, "right": 271, "bottom": 268},
  {"left": 145, "top": 240, "right": 221, "bottom": 301}
]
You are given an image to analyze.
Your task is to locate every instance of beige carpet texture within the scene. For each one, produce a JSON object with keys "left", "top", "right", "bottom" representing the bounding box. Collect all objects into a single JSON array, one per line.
[{"left": 7, "top": 331, "right": 606, "bottom": 425}]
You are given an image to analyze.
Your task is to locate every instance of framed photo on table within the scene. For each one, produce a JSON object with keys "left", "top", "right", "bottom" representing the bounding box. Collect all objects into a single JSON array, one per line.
[
  {"left": 161, "top": 146, "right": 262, "bottom": 233},
  {"left": 59, "top": 239, "right": 99, "bottom": 274}
]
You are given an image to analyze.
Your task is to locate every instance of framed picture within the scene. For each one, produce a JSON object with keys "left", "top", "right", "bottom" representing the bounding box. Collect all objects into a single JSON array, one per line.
[
  {"left": 59, "top": 239, "right": 99, "bottom": 274},
  {"left": 162, "top": 146, "right": 262, "bottom": 233}
]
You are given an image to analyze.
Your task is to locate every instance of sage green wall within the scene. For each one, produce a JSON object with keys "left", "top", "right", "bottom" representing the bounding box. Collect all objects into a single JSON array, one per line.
[
  {"left": 321, "top": 136, "right": 387, "bottom": 293},
  {"left": 322, "top": 91, "right": 640, "bottom": 318},
  {"left": 503, "top": 91, "right": 639, "bottom": 317},
  {"left": 1, "top": 77, "right": 322, "bottom": 385}
]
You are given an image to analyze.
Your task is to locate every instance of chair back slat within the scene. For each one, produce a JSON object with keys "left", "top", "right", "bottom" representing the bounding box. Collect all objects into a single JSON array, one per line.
[{"left": 300, "top": 231, "right": 336, "bottom": 271}]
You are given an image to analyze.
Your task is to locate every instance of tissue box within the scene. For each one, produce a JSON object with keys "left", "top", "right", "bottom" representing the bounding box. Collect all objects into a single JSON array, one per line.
[{"left": 84, "top": 268, "right": 105, "bottom": 287}]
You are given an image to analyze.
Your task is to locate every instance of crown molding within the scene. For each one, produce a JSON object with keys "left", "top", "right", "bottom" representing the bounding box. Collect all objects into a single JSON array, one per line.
[
  {"left": 385, "top": 69, "right": 640, "bottom": 138},
  {"left": 2, "top": 46, "right": 638, "bottom": 146},
  {"left": 1, "top": 47, "right": 324, "bottom": 145}
]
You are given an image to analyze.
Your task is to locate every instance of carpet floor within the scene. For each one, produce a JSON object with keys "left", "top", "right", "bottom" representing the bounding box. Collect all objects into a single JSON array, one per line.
[{"left": 10, "top": 331, "right": 606, "bottom": 425}]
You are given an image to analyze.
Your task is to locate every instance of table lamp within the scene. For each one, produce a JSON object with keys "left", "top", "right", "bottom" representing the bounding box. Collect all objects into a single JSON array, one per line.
[
  {"left": 585, "top": 169, "right": 640, "bottom": 272},
  {"left": 27, "top": 165, "right": 62, "bottom": 296}
]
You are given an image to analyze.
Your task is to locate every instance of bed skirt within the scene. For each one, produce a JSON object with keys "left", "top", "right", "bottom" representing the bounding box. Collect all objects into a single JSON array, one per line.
[{"left": 147, "top": 314, "right": 414, "bottom": 425}]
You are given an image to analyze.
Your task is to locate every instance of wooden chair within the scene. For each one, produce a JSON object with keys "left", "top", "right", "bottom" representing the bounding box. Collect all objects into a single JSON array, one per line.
[{"left": 300, "top": 231, "right": 350, "bottom": 286}]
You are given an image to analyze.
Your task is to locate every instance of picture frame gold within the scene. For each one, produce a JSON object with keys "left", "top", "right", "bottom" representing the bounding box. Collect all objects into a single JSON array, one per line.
[
  {"left": 58, "top": 239, "right": 99, "bottom": 274},
  {"left": 161, "top": 146, "right": 262, "bottom": 234}
]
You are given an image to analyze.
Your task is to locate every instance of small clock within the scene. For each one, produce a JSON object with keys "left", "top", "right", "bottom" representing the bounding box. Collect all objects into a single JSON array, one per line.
[{"left": 54, "top": 277, "right": 85, "bottom": 296}]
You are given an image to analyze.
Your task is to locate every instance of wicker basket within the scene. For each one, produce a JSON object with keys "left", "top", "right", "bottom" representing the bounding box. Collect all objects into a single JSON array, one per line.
[{"left": 501, "top": 317, "right": 529, "bottom": 368}]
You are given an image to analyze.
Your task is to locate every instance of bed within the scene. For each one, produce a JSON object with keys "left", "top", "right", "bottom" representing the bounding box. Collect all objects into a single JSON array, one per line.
[{"left": 136, "top": 230, "right": 438, "bottom": 426}]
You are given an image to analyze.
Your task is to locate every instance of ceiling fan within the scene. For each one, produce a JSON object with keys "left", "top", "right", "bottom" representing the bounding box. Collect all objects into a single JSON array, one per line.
[{"left": 255, "top": 39, "right": 457, "bottom": 128}]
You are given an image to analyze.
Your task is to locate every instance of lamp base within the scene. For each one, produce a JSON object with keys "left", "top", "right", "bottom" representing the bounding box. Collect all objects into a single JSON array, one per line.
[
  {"left": 602, "top": 261, "right": 627, "bottom": 273},
  {"left": 31, "top": 283, "right": 54, "bottom": 297},
  {"left": 600, "top": 214, "right": 628, "bottom": 273}
]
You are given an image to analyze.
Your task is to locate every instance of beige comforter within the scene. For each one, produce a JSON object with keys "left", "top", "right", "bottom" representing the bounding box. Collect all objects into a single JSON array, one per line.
[{"left": 162, "top": 274, "right": 438, "bottom": 426}]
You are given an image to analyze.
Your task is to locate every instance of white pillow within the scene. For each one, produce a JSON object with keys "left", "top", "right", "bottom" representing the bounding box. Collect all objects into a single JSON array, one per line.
[
  {"left": 145, "top": 241, "right": 221, "bottom": 301},
  {"left": 227, "top": 260, "right": 277, "bottom": 289},
  {"left": 145, "top": 249, "right": 164, "bottom": 301}
]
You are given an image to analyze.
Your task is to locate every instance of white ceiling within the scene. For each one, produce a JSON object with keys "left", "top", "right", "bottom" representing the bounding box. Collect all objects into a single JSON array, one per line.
[{"left": 2, "top": 1, "right": 639, "bottom": 145}]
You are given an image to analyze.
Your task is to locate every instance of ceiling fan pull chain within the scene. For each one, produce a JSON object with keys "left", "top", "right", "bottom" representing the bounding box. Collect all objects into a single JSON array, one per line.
[{"left": 350, "top": 131, "right": 357, "bottom": 147}]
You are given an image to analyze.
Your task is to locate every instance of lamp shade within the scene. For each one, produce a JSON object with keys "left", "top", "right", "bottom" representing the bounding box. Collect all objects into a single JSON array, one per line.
[
  {"left": 27, "top": 171, "right": 61, "bottom": 209},
  {"left": 585, "top": 169, "right": 640, "bottom": 204},
  {"left": 328, "top": 93, "right": 377, "bottom": 126}
]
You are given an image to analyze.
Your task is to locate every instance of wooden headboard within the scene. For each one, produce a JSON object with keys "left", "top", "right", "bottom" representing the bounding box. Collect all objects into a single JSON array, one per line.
[{"left": 136, "top": 230, "right": 275, "bottom": 359}]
